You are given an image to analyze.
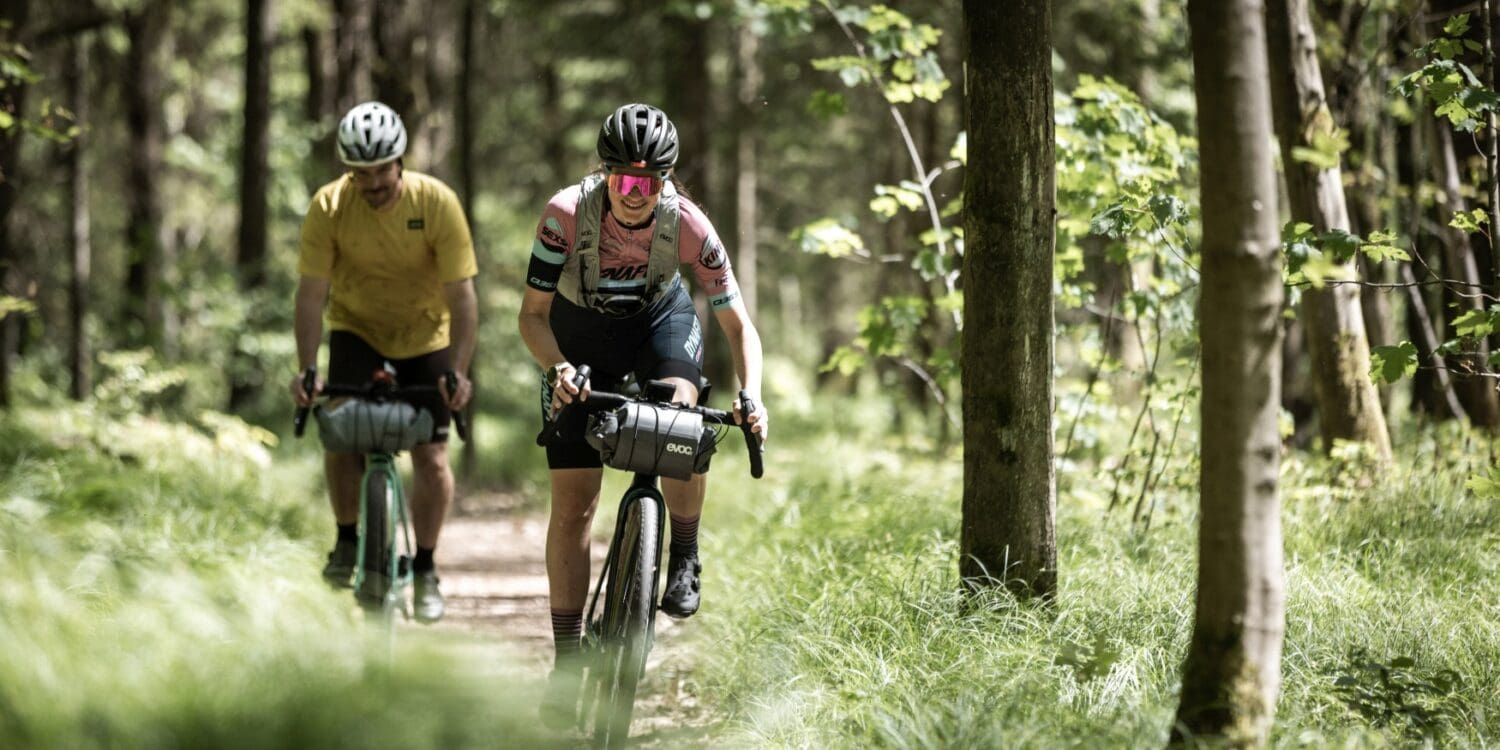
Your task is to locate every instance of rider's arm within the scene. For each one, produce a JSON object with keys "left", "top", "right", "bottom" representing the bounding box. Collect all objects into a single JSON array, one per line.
[
  {"left": 518, "top": 287, "right": 567, "bottom": 370},
  {"left": 712, "top": 304, "right": 763, "bottom": 399},
  {"left": 444, "top": 278, "right": 479, "bottom": 375},
  {"left": 294, "top": 275, "right": 330, "bottom": 371}
]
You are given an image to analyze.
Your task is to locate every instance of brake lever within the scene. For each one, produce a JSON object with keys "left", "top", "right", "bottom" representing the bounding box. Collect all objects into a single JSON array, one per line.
[
  {"left": 293, "top": 366, "right": 318, "bottom": 437},
  {"left": 737, "top": 389, "right": 764, "bottom": 479},
  {"left": 444, "top": 370, "right": 470, "bottom": 443}
]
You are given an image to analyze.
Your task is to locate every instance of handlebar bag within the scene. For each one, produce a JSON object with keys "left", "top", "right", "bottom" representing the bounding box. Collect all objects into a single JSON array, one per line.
[
  {"left": 315, "top": 398, "right": 434, "bottom": 454},
  {"left": 585, "top": 402, "right": 717, "bottom": 480}
]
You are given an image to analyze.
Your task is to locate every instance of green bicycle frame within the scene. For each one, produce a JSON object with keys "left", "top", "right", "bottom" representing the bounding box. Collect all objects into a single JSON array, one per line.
[{"left": 351, "top": 451, "right": 414, "bottom": 612}]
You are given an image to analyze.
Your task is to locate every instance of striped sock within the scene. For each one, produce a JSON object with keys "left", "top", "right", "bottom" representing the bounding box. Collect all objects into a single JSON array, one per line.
[
  {"left": 669, "top": 513, "right": 700, "bottom": 556},
  {"left": 551, "top": 609, "right": 583, "bottom": 666}
]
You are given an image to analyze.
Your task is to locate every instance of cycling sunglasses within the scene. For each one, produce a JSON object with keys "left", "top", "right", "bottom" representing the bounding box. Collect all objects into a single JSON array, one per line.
[{"left": 607, "top": 164, "right": 669, "bottom": 197}]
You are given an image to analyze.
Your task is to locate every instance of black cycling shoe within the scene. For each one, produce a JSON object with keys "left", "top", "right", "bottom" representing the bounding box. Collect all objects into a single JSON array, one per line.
[
  {"left": 659, "top": 551, "right": 701, "bottom": 619},
  {"left": 321, "top": 539, "right": 357, "bottom": 589}
]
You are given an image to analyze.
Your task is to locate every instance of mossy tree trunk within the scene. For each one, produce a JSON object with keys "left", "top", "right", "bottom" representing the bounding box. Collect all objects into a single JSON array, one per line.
[
  {"left": 959, "top": 0, "right": 1057, "bottom": 601},
  {"left": 1266, "top": 0, "right": 1392, "bottom": 462},
  {"left": 1173, "top": 0, "right": 1286, "bottom": 745}
]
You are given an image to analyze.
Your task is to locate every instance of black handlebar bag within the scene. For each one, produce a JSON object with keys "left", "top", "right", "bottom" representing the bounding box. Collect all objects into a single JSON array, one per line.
[{"left": 585, "top": 402, "right": 717, "bottom": 480}]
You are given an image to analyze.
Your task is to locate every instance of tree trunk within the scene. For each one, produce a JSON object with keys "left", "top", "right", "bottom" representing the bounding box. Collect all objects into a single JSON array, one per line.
[
  {"left": 123, "top": 2, "right": 167, "bottom": 350},
  {"left": 455, "top": 0, "right": 479, "bottom": 478},
  {"left": 734, "top": 23, "right": 761, "bottom": 317},
  {"left": 0, "top": 0, "right": 31, "bottom": 409},
  {"left": 1433, "top": 123, "right": 1500, "bottom": 426},
  {"left": 1266, "top": 0, "right": 1391, "bottom": 461},
  {"left": 230, "top": 0, "right": 276, "bottom": 410},
  {"left": 66, "top": 32, "right": 92, "bottom": 402},
  {"left": 959, "top": 0, "right": 1057, "bottom": 601},
  {"left": 372, "top": 0, "right": 417, "bottom": 144},
  {"left": 334, "top": 0, "right": 373, "bottom": 114},
  {"left": 1173, "top": 0, "right": 1286, "bottom": 745}
]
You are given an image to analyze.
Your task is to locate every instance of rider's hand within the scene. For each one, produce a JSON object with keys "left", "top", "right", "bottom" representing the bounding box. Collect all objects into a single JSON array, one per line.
[
  {"left": 548, "top": 363, "right": 590, "bottom": 416},
  {"left": 290, "top": 370, "right": 323, "bottom": 407},
  {"left": 440, "top": 371, "right": 473, "bottom": 411},
  {"left": 733, "top": 395, "right": 769, "bottom": 445}
]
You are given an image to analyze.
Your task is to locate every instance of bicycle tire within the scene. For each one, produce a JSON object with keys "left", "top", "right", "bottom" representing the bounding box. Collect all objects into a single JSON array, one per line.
[
  {"left": 592, "top": 492, "right": 660, "bottom": 747},
  {"left": 356, "top": 469, "right": 392, "bottom": 608}
]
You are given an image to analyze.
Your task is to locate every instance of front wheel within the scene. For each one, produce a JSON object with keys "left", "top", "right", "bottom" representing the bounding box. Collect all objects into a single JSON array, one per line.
[
  {"left": 355, "top": 468, "right": 392, "bottom": 610},
  {"left": 591, "top": 491, "right": 660, "bottom": 747}
]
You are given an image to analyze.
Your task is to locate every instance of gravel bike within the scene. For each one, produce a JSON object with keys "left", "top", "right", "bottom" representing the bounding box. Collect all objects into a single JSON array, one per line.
[
  {"left": 543, "top": 365, "right": 763, "bottom": 746},
  {"left": 293, "top": 366, "right": 469, "bottom": 626}
]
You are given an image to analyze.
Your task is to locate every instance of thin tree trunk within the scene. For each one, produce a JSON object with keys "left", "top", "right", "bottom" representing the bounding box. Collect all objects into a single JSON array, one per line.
[
  {"left": 0, "top": 0, "right": 31, "bottom": 409},
  {"left": 1266, "top": 0, "right": 1391, "bottom": 460},
  {"left": 456, "top": 0, "right": 478, "bottom": 478},
  {"left": 66, "top": 32, "right": 92, "bottom": 401},
  {"left": 334, "top": 0, "right": 373, "bottom": 114},
  {"left": 734, "top": 23, "right": 761, "bottom": 317},
  {"left": 1173, "top": 0, "right": 1286, "bottom": 745},
  {"left": 230, "top": 0, "right": 276, "bottom": 410},
  {"left": 303, "top": 26, "right": 331, "bottom": 126},
  {"left": 1433, "top": 123, "right": 1500, "bottom": 426},
  {"left": 1485, "top": 0, "right": 1500, "bottom": 295},
  {"left": 123, "top": 2, "right": 167, "bottom": 349},
  {"left": 959, "top": 0, "right": 1056, "bottom": 601}
]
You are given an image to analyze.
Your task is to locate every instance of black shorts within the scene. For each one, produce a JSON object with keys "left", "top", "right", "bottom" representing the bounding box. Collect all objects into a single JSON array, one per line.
[
  {"left": 541, "top": 284, "right": 705, "bottom": 469},
  {"left": 328, "top": 330, "right": 451, "bottom": 444}
]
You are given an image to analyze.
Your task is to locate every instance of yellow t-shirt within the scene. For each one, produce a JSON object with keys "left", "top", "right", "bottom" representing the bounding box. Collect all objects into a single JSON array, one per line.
[{"left": 298, "top": 171, "right": 477, "bottom": 359}]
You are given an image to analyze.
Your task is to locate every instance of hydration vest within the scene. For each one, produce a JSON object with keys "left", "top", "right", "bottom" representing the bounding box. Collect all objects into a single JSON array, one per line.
[{"left": 556, "top": 174, "right": 682, "bottom": 317}]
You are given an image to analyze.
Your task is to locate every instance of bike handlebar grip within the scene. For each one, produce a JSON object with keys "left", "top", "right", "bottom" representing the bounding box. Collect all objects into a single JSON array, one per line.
[
  {"left": 293, "top": 367, "right": 317, "bottom": 438},
  {"left": 571, "top": 364, "right": 591, "bottom": 389},
  {"left": 444, "top": 370, "right": 470, "bottom": 443},
  {"left": 738, "top": 390, "right": 764, "bottom": 479}
]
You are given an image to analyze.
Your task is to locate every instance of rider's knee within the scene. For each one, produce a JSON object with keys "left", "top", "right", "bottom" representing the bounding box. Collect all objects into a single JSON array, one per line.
[{"left": 409, "top": 443, "right": 450, "bottom": 475}]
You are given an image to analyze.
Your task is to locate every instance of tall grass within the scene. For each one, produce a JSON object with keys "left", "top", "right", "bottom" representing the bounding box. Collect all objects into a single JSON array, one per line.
[
  {"left": 689, "top": 403, "right": 1500, "bottom": 748},
  {"left": 0, "top": 407, "right": 560, "bottom": 750}
]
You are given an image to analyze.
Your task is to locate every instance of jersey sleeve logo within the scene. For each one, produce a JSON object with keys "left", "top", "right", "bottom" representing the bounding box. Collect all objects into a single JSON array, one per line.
[
  {"left": 700, "top": 237, "right": 726, "bottom": 270},
  {"left": 407, "top": 218, "right": 425, "bottom": 230}
]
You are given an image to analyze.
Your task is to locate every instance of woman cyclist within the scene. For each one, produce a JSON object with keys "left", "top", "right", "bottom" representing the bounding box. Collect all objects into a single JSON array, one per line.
[{"left": 517, "top": 102, "right": 768, "bottom": 725}]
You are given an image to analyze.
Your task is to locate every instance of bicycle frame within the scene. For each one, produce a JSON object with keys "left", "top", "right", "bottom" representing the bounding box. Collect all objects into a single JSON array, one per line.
[{"left": 352, "top": 451, "right": 414, "bottom": 616}]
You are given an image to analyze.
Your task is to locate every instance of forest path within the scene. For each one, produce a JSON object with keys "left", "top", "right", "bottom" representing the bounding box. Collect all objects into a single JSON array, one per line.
[{"left": 416, "top": 488, "right": 713, "bottom": 746}]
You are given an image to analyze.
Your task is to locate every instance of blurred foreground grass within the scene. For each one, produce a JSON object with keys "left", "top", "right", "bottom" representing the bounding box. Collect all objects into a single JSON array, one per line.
[{"left": 0, "top": 406, "right": 561, "bottom": 750}]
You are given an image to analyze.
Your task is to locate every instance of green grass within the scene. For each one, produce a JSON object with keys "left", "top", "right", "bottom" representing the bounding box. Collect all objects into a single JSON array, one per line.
[
  {"left": 0, "top": 407, "right": 562, "bottom": 750},
  {"left": 688, "top": 402, "right": 1500, "bottom": 748}
]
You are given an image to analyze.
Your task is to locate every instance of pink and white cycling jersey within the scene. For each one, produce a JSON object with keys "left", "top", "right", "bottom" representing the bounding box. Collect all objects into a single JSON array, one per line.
[{"left": 526, "top": 183, "right": 742, "bottom": 311}]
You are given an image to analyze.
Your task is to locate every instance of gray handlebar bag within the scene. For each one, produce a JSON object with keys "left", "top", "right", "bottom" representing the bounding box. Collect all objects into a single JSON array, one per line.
[
  {"left": 315, "top": 398, "right": 434, "bottom": 454},
  {"left": 585, "top": 402, "right": 717, "bottom": 480}
]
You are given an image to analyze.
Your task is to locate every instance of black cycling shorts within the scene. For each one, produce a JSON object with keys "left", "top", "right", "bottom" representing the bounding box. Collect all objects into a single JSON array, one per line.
[
  {"left": 541, "top": 284, "right": 705, "bottom": 469},
  {"left": 328, "top": 330, "right": 451, "bottom": 444}
]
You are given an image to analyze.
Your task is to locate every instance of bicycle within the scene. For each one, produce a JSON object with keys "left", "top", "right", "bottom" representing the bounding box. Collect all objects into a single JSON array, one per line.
[
  {"left": 293, "top": 366, "right": 469, "bottom": 626},
  {"left": 543, "top": 365, "right": 763, "bottom": 747}
]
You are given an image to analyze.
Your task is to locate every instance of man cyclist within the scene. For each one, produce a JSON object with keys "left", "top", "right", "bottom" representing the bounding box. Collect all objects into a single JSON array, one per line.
[
  {"left": 290, "top": 101, "right": 478, "bottom": 623},
  {"left": 518, "top": 102, "right": 768, "bottom": 726}
]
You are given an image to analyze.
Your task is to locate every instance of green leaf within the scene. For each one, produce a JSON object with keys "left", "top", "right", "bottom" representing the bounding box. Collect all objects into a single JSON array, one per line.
[
  {"left": 1449, "top": 208, "right": 1489, "bottom": 234},
  {"left": 0, "top": 295, "right": 34, "bottom": 316},
  {"left": 1444, "top": 13, "right": 1471, "bottom": 38},
  {"left": 1319, "top": 229, "right": 1362, "bottom": 262},
  {"left": 1452, "top": 308, "right": 1500, "bottom": 339},
  {"left": 794, "top": 218, "right": 866, "bottom": 258},
  {"left": 0, "top": 110, "right": 12, "bottom": 130},
  {"left": 1370, "top": 341, "right": 1419, "bottom": 384},
  {"left": 820, "top": 345, "right": 867, "bottom": 375}
]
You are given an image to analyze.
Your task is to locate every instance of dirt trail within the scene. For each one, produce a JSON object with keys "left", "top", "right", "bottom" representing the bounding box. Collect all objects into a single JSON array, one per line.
[{"left": 425, "top": 489, "right": 713, "bottom": 745}]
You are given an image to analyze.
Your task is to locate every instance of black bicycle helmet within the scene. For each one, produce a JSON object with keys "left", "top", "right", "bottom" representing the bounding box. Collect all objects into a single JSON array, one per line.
[{"left": 597, "top": 103, "right": 679, "bottom": 170}]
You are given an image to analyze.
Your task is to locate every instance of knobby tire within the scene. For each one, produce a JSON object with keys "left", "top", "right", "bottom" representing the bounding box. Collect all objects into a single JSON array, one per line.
[{"left": 592, "top": 493, "right": 659, "bottom": 747}]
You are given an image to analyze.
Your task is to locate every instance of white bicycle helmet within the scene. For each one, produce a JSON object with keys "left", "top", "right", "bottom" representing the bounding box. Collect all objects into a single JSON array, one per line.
[{"left": 337, "top": 101, "right": 408, "bottom": 167}]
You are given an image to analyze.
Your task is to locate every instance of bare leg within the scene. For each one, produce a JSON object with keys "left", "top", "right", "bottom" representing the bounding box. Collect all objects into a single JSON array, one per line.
[
  {"left": 546, "top": 468, "right": 604, "bottom": 611},
  {"left": 325, "top": 451, "right": 363, "bottom": 525},
  {"left": 409, "top": 442, "right": 453, "bottom": 549}
]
